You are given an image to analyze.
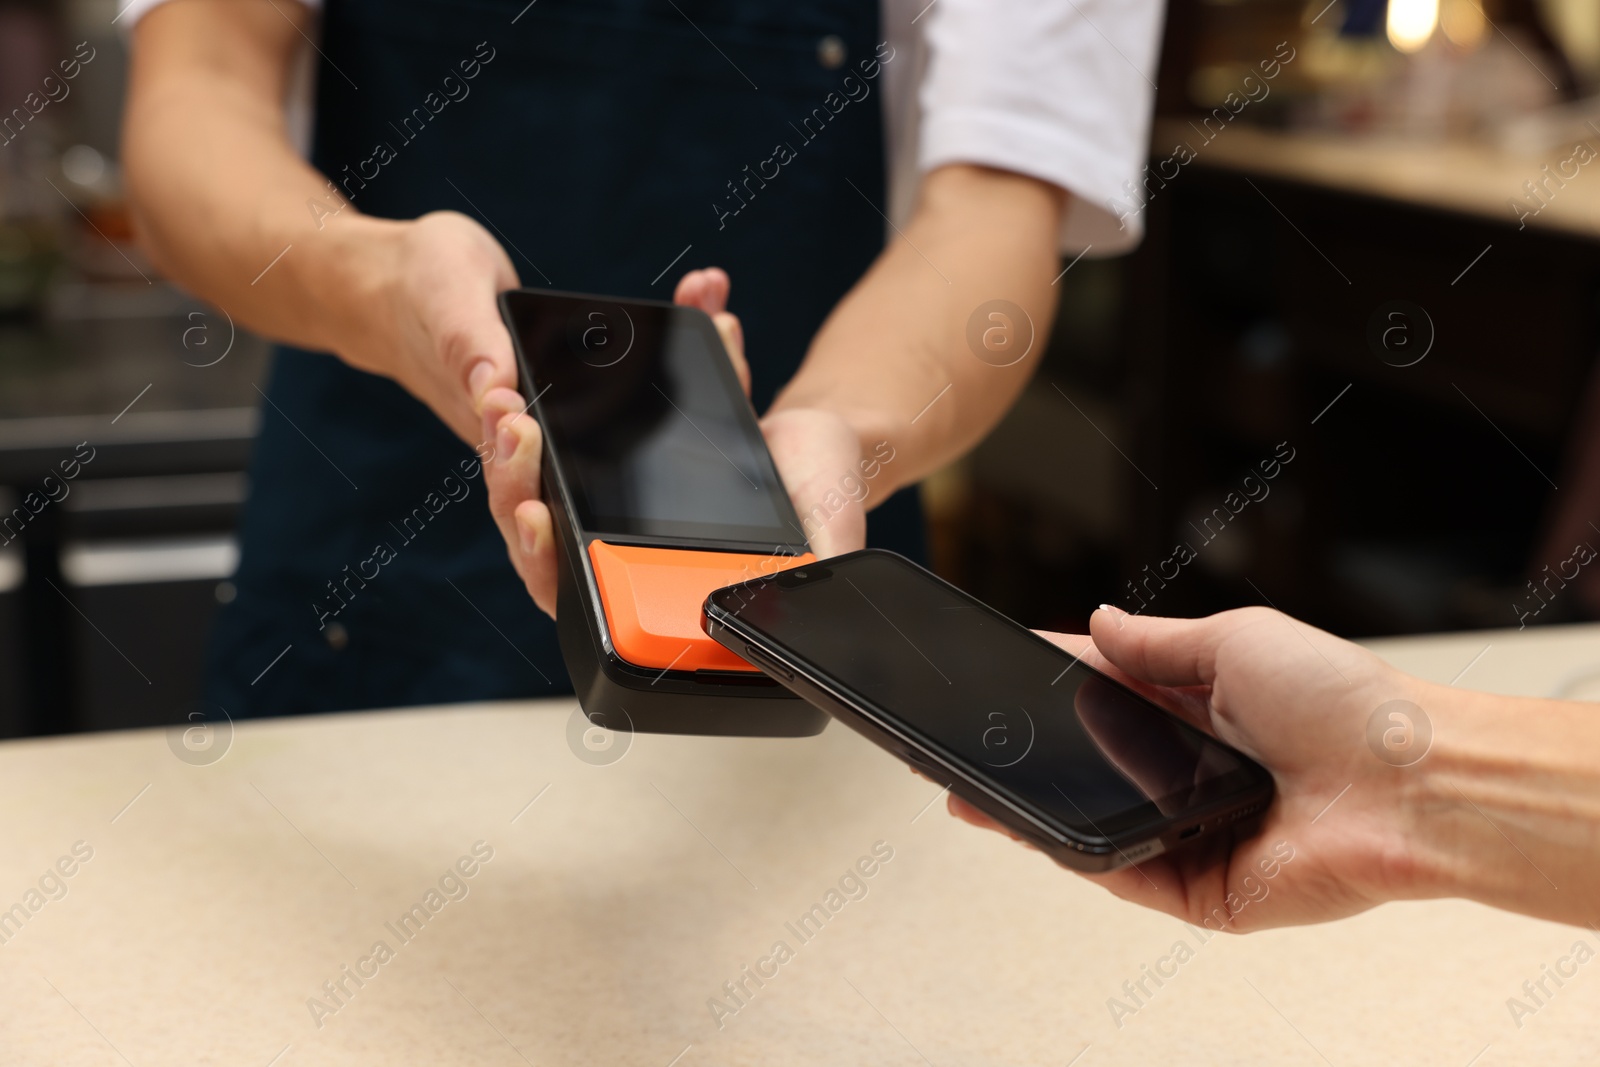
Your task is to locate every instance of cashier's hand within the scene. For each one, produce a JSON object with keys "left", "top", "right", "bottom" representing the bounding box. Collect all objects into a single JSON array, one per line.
[
  {"left": 479, "top": 268, "right": 758, "bottom": 616},
  {"left": 950, "top": 606, "right": 1433, "bottom": 932},
  {"left": 338, "top": 211, "right": 523, "bottom": 446},
  {"left": 674, "top": 272, "right": 869, "bottom": 560},
  {"left": 482, "top": 268, "right": 868, "bottom": 615}
]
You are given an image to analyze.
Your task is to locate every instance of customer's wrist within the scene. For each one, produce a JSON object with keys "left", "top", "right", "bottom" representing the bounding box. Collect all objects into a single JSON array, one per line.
[
  {"left": 1314, "top": 672, "right": 1456, "bottom": 907},
  {"left": 1380, "top": 678, "right": 1468, "bottom": 902},
  {"left": 1400, "top": 682, "right": 1559, "bottom": 910}
]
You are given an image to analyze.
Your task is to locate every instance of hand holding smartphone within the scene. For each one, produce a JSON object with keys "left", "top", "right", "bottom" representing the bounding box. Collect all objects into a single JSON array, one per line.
[{"left": 704, "top": 550, "right": 1274, "bottom": 871}]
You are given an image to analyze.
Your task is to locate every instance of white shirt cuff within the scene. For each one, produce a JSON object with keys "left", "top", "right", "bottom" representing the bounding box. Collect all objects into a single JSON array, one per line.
[{"left": 920, "top": 104, "right": 1153, "bottom": 256}]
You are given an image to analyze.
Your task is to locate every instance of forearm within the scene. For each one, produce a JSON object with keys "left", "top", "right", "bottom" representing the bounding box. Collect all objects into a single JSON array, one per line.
[
  {"left": 122, "top": 1, "right": 397, "bottom": 360},
  {"left": 1407, "top": 683, "right": 1600, "bottom": 925},
  {"left": 770, "top": 164, "right": 1066, "bottom": 496}
]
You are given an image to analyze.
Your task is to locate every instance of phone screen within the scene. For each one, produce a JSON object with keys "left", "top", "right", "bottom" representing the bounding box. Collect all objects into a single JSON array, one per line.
[
  {"left": 712, "top": 552, "right": 1266, "bottom": 840},
  {"left": 503, "top": 291, "right": 804, "bottom": 547}
]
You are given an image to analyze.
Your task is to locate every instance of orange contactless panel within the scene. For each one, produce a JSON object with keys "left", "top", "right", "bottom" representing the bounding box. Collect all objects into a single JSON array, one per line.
[{"left": 588, "top": 541, "right": 815, "bottom": 672}]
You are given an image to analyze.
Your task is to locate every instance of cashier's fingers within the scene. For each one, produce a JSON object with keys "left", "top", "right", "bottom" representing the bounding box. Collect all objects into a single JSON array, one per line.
[
  {"left": 712, "top": 312, "right": 750, "bottom": 397},
  {"left": 674, "top": 266, "right": 729, "bottom": 315},
  {"left": 674, "top": 267, "right": 750, "bottom": 397},
  {"left": 513, "top": 500, "right": 557, "bottom": 617},
  {"left": 481, "top": 398, "right": 559, "bottom": 617}
]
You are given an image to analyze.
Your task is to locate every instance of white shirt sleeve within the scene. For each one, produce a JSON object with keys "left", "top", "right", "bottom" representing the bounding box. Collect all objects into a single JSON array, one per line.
[
  {"left": 120, "top": 0, "right": 321, "bottom": 153},
  {"left": 117, "top": 0, "right": 323, "bottom": 26},
  {"left": 892, "top": 0, "right": 1166, "bottom": 256}
]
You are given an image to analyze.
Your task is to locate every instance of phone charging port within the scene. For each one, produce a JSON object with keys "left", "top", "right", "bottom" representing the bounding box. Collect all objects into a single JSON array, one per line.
[{"left": 1179, "top": 824, "right": 1204, "bottom": 840}]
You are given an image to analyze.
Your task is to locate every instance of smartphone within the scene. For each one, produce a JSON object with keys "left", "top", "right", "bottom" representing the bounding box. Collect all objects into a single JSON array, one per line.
[
  {"left": 499, "top": 288, "right": 824, "bottom": 737},
  {"left": 704, "top": 550, "right": 1274, "bottom": 870}
]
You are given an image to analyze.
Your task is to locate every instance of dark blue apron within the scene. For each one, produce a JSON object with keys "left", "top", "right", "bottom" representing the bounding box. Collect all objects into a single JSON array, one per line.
[{"left": 205, "top": 0, "right": 926, "bottom": 716}]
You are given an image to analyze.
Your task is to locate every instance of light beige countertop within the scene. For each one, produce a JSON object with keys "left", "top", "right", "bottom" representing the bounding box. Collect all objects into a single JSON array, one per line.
[
  {"left": 2, "top": 624, "right": 1598, "bottom": 1065},
  {"left": 1154, "top": 118, "right": 1600, "bottom": 242}
]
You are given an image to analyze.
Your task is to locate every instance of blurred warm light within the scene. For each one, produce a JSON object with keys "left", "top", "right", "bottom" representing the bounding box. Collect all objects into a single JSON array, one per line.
[
  {"left": 1387, "top": 0, "right": 1440, "bottom": 53},
  {"left": 1440, "top": 0, "right": 1488, "bottom": 51}
]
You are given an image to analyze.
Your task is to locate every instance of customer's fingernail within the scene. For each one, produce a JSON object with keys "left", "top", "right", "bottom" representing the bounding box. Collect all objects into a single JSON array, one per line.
[
  {"left": 1097, "top": 603, "right": 1127, "bottom": 618},
  {"left": 518, "top": 515, "right": 539, "bottom": 556},
  {"left": 496, "top": 418, "right": 517, "bottom": 465}
]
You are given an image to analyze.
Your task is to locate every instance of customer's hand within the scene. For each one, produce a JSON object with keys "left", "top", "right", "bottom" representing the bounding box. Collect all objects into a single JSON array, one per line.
[{"left": 951, "top": 606, "right": 1436, "bottom": 931}]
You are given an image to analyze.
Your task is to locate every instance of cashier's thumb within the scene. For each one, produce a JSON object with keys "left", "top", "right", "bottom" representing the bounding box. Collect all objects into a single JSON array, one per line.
[
  {"left": 445, "top": 286, "right": 517, "bottom": 407},
  {"left": 1090, "top": 606, "right": 1229, "bottom": 690},
  {"left": 402, "top": 211, "right": 523, "bottom": 412},
  {"left": 467, "top": 354, "right": 513, "bottom": 407}
]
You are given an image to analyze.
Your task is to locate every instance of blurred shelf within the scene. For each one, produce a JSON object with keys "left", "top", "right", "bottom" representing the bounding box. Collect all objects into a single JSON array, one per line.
[
  {"left": 0, "top": 281, "right": 272, "bottom": 422},
  {"left": 0, "top": 280, "right": 270, "bottom": 737},
  {"left": 1156, "top": 118, "right": 1600, "bottom": 242},
  {"left": 0, "top": 407, "right": 257, "bottom": 483}
]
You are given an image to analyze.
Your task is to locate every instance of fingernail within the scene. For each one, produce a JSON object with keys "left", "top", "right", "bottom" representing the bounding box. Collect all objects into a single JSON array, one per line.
[
  {"left": 467, "top": 359, "right": 494, "bottom": 401},
  {"left": 1098, "top": 602, "right": 1131, "bottom": 630},
  {"left": 518, "top": 514, "right": 539, "bottom": 556},
  {"left": 496, "top": 417, "right": 517, "bottom": 466},
  {"left": 480, "top": 409, "right": 498, "bottom": 454}
]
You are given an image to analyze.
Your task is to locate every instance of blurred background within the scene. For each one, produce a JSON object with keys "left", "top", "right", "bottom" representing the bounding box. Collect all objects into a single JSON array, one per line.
[{"left": 3, "top": 0, "right": 1599, "bottom": 737}]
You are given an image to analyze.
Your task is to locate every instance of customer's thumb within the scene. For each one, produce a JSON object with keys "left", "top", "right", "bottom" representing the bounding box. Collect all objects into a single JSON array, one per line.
[{"left": 1089, "top": 606, "right": 1226, "bottom": 690}]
